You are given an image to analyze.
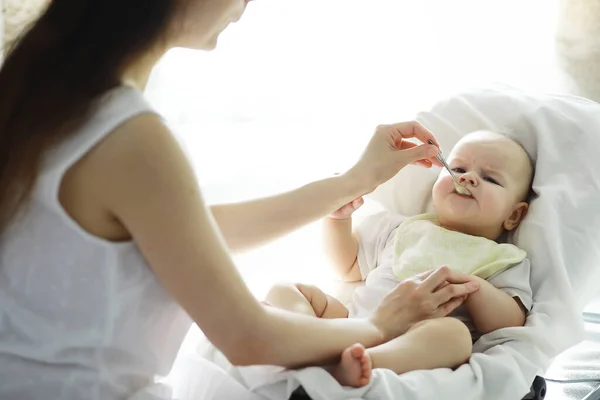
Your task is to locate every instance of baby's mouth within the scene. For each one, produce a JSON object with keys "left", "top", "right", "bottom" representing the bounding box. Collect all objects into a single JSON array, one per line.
[{"left": 453, "top": 189, "right": 474, "bottom": 198}]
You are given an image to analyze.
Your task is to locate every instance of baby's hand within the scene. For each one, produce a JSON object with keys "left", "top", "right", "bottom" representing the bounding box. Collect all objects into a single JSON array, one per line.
[{"left": 329, "top": 197, "right": 364, "bottom": 220}]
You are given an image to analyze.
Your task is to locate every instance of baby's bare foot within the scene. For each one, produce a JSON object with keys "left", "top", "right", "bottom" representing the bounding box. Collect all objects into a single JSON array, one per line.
[{"left": 332, "top": 343, "right": 372, "bottom": 388}]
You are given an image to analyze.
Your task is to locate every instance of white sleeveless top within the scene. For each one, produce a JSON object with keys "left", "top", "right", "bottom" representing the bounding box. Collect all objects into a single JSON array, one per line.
[{"left": 0, "top": 86, "right": 192, "bottom": 400}]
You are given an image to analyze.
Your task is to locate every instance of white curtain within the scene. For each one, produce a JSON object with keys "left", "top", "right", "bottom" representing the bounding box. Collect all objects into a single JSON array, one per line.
[{"left": 145, "top": 0, "right": 559, "bottom": 297}]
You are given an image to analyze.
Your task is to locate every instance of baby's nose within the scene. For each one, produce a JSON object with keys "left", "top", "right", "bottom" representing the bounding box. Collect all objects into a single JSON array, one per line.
[{"left": 458, "top": 172, "right": 477, "bottom": 186}]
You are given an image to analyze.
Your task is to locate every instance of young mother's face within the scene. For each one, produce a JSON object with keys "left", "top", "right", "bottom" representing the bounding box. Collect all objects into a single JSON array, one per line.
[{"left": 171, "top": 0, "right": 252, "bottom": 50}]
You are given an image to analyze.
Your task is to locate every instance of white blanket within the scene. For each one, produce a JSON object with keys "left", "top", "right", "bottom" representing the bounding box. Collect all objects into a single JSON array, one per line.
[
  {"left": 194, "top": 306, "right": 581, "bottom": 400},
  {"left": 544, "top": 335, "right": 600, "bottom": 400}
]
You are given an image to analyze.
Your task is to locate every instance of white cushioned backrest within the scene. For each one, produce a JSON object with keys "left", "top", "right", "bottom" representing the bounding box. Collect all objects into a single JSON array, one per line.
[{"left": 369, "top": 85, "right": 600, "bottom": 309}]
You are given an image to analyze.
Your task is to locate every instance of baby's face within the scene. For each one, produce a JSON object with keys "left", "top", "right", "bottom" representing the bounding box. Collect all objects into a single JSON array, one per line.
[{"left": 432, "top": 131, "right": 532, "bottom": 240}]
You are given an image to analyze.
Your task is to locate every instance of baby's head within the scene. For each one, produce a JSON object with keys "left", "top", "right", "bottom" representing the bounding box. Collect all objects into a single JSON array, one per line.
[{"left": 432, "top": 130, "right": 534, "bottom": 241}]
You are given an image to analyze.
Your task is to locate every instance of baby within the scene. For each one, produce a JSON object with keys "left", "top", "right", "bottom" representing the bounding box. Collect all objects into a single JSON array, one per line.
[{"left": 264, "top": 130, "right": 534, "bottom": 387}]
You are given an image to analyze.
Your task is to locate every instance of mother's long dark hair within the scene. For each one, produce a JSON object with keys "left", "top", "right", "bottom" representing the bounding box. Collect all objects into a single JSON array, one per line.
[{"left": 0, "top": 0, "right": 176, "bottom": 233}]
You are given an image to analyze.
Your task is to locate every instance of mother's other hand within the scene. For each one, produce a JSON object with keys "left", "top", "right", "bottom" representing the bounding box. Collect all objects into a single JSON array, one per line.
[{"left": 369, "top": 266, "right": 479, "bottom": 341}]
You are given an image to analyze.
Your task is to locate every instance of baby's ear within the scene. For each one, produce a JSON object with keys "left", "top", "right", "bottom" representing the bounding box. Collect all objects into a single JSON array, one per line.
[{"left": 503, "top": 202, "right": 529, "bottom": 231}]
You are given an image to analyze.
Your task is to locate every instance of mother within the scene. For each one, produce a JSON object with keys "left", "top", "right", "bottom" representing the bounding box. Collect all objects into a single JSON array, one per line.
[{"left": 0, "top": 0, "right": 479, "bottom": 398}]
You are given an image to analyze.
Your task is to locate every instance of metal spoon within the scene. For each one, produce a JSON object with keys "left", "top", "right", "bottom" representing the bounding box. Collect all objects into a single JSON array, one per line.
[{"left": 428, "top": 140, "right": 472, "bottom": 196}]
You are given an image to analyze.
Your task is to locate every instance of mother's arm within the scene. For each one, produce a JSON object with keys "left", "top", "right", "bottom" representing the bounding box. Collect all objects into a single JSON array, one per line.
[
  {"left": 211, "top": 121, "right": 441, "bottom": 253},
  {"left": 210, "top": 173, "right": 364, "bottom": 253},
  {"left": 95, "top": 115, "right": 388, "bottom": 368}
]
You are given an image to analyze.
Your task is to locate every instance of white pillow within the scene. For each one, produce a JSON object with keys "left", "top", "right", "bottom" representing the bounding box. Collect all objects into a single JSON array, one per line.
[{"left": 369, "top": 85, "right": 600, "bottom": 310}]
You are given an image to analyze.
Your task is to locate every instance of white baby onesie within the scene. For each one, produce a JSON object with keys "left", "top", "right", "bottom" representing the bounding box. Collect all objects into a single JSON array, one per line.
[{"left": 349, "top": 212, "right": 533, "bottom": 341}]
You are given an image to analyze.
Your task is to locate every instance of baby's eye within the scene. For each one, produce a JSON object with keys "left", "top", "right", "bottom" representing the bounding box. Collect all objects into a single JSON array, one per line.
[
  {"left": 483, "top": 176, "right": 499, "bottom": 185},
  {"left": 452, "top": 168, "right": 465, "bottom": 174}
]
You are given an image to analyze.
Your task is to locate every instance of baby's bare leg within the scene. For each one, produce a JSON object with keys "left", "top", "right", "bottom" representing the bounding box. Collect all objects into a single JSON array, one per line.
[
  {"left": 366, "top": 317, "right": 472, "bottom": 374},
  {"left": 265, "top": 283, "right": 369, "bottom": 387},
  {"left": 264, "top": 283, "right": 349, "bottom": 318}
]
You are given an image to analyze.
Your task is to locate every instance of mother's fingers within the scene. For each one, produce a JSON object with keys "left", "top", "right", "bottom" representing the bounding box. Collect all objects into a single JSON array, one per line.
[
  {"left": 413, "top": 269, "right": 436, "bottom": 281},
  {"left": 432, "top": 281, "right": 479, "bottom": 306},
  {"left": 410, "top": 159, "right": 434, "bottom": 168},
  {"left": 421, "top": 266, "right": 453, "bottom": 291},
  {"left": 434, "top": 280, "right": 450, "bottom": 292},
  {"left": 422, "top": 266, "right": 476, "bottom": 290},
  {"left": 411, "top": 123, "right": 440, "bottom": 150},
  {"left": 397, "top": 139, "right": 442, "bottom": 168},
  {"left": 399, "top": 142, "right": 435, "bottom": 168},
  {"left": 444, "top": 270, "right": 478, "bottom": 285},
  {"left": 386, "top": 121, "right": 440, "bottom": 149},
  {"left": 433, "top": 295, "right": 467, "bottom": 318}
]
